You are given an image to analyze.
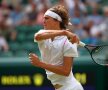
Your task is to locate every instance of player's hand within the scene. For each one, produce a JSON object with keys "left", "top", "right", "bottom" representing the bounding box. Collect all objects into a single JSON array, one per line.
[
  {"left": 66, "top": 30, "right": 79, "bottom": 44},
  {"left": 69, "top": 34, "right": 80, "bottom": 44},
  {"left": 29, "top": 53, "right": 41, "bottom": 67}
]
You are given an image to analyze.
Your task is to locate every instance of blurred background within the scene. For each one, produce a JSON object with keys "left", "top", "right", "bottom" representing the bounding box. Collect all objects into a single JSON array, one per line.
[{"left": 0, "top": 0, "right": 108, "bottom": 90}]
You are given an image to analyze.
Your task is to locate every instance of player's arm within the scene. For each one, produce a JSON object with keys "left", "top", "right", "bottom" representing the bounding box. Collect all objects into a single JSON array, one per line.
[
  {"left": 29, "top": 53, "right": 73, "bottom": 76},
  {"left": 34, "top": 30, "right": 67, "bottom": 41},
  {"left": 34, "top": 30, "right": 79, "bottom": 43}
]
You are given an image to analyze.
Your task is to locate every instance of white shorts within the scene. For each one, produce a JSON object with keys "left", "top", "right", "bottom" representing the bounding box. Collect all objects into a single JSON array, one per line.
[{"left": 55, "top": 83, "right": 84, "bottom": 90}]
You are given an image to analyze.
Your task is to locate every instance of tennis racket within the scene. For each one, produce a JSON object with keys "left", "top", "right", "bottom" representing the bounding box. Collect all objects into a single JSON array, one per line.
[{"left": 79, "top": 41, "right": 108, "bottom": 66}]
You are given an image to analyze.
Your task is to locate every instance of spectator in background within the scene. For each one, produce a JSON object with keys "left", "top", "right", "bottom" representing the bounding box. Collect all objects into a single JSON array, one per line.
[
  {"left": 10, "top": 4, "right": 25, "bottom": 26},
  {"left": 0, "top": 4, "right": 3, "bottom": 22},
  {"left": 0, "top": 3, "right": 17, "bottom": 42},
  {"left": 84, "top": 19, "right": 100, "bottom": 44},
  {"left": 57, "top": 0, "right": 67, "bottom": 7},
  {"left": 0, "top": 14, "right": 9, "bottom": 39},
  {"left": 1, "top": 0, "right": 22, "bottom": 7},
  {"left": 0, "top": 33, "right": 9, "bottom": 52},
  {"left": 36, "top": 2, "right": 48, "bottom": 25},
  {"left": 24, "top": 0, "right": 38, "bottom": 25},
  {"left": 72, "top": 8, "right": 84, "bottom": 24},
  {"left": 71, "top": 18, "right": 88, "bottom": 41},
  {"left": 87, "top": 3, "right": 103, "bottom": 25},
  {"left": 92, "top": 6, "right": 108, "bottom": 42},
  {"left": 33, "top": 0, "right": 51, "bottom": 11},
  {"left": 27, "top": 3, "right": 38, "bottom": 25},
  {"left": 34, "top": 0, "right": 51, "bottom": 25},
  {"left": 24, "top": 0, "right": 52, "bottom": 25},
  {"left": 86, "top": 0, "right": 102, "bottom": 4},
  {"left": 64, "top": 0, "right": 87, "bottom": 17}
]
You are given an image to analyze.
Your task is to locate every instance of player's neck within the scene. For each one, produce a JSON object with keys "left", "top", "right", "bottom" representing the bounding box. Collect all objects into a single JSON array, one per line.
[{"left": 50, "top": 26, "right": 61, "bottom": 30}]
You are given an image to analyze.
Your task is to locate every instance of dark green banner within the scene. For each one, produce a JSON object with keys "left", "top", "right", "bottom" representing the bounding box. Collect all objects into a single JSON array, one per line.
[{"left": 0, "top": 57, "right": 107, "bottom": 90}]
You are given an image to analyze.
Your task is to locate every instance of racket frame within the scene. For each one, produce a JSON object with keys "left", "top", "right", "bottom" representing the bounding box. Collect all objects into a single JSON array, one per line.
[{"left": 79, "top": 42, "right": 108, "bottom": 66}]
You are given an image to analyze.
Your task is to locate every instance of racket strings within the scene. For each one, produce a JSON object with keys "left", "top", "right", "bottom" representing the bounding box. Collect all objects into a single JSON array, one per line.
[
  {"left": 94, "top": 47, "right": 104, "bottom": 53},
  {"left": 92, "top": 46, "right": 108, "bottom": 65}
]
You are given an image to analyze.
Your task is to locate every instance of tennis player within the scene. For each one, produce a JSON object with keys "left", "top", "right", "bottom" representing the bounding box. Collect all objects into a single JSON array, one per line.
[{"left": 29, "top": 5, "right": 84, "bottom": 90}]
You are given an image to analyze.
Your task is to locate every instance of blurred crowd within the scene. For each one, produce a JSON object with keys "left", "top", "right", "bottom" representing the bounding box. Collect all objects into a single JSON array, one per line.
[{"left": 0, "top": 0, "right": 108, "bottom": 54}]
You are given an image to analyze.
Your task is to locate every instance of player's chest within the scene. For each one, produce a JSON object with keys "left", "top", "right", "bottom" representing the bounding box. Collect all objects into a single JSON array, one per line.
[{"left": 44, "top": 39, "right": 64, "bottom": 52}]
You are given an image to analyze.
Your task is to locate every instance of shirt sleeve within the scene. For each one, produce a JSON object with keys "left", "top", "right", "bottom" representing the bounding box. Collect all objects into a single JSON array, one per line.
[
  {"left": 34, "top": 30, "right": 45, "bottom": 44},
  {"left": 63, "top": 39, "right": 78, "bottom": 57}
]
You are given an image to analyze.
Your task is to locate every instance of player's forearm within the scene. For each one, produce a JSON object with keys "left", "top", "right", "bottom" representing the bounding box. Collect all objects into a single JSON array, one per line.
[
  {"left": 44, "top": 30, "right": 75, "bottom": 39},
  {"left": 39, "top": 62, "right": 70, "bottom": 76},
  {"left": 35, "top": 30, "right": 66, "bottom": 41}
]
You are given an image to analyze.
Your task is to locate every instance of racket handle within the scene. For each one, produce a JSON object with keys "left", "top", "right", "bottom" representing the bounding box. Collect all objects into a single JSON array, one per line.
[{"left": 79, "top": 41, "right": 86, "bottom": 47}]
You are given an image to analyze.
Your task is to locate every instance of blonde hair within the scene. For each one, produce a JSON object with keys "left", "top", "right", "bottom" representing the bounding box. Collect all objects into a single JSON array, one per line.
[{"left": 49, "top": 5, "right": 69, "bottom": 29}]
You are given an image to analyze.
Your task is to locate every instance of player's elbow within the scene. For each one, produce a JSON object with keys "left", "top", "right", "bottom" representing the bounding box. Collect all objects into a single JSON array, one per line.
[
  {"left": 63, "top": 70, "right": 70, "bottom": 76},
  {"left": 65, "top": 72, "right": 70, "bottom": 76},
  {"left": 34, "top": 33, "right": 42, "bottom": 41},
  {"left": 35, "top": 35, "right": 40, "bottom": 41}
]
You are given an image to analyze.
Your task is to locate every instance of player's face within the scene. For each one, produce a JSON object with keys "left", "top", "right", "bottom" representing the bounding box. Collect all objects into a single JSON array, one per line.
[{"left": 43, "top": 16, "right": 58, "bottom": 30}]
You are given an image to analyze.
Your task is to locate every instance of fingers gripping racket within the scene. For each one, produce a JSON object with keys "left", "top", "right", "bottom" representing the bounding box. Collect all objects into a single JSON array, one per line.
[{"left": 79, "top": 42, "right": 108, "bottom": 66}]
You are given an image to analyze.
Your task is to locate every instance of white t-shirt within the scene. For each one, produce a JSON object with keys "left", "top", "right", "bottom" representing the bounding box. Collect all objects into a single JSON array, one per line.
[
  {"left": 34, "top": 30, "right": 80, "bottom": 87},
  {"left": 0, "top": 37, "right": 7, "bottom": 50}
]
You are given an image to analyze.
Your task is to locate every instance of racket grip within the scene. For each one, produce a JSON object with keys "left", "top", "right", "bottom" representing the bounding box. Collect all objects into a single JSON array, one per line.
[{"left": 79, "top": 41, "right": 86, "bottom": 47}]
